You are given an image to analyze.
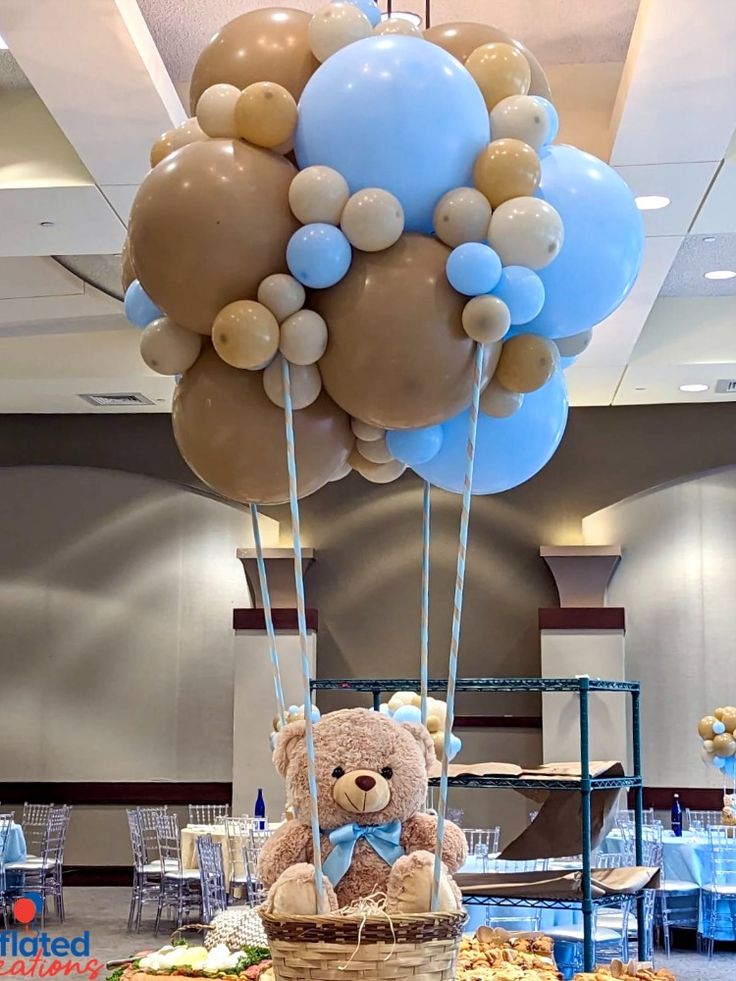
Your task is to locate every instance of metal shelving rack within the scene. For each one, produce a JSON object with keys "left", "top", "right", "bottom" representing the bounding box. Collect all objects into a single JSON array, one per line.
[{"left": 312, "top": 676, "right": 646, "bottom": 972}]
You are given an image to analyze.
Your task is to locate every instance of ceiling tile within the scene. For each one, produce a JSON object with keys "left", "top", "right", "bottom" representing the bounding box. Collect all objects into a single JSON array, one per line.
[{"left": 660, "top": 234, "right": 736, "bottom": 297}]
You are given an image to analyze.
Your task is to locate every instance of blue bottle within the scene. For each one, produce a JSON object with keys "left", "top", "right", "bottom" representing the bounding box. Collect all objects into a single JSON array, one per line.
[
  {"left": 254, "top": 788, "right": 266, "bottom": 830},
  {"left": 671, "top": 793, "right": 682, "bottom": 837}
]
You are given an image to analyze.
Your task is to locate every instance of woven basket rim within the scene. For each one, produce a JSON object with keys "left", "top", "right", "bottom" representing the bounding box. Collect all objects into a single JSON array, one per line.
[{"left": 259, "top": 908, "right": 466, "bottom": 927}]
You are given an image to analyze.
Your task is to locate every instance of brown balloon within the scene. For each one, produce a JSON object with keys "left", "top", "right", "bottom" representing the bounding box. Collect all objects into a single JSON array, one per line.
[
  {"left": 473, "top": 139, "right": 541, "bottom": 209},
  {"left": 314, "top": 234, "right": 484, "bottom": 430},
  {"left": 173, "top": 347, "right": 352, "bottom": 505},
  {"left": 190, "top": 8, "right": 319, "bottom": 114},
  {"left": 121, "top": 237, "right": 135, "bottom": 292},
  {"left": 150, "top": 117, "right": 208, "bottom": 169},
  {"left": 495, "top": 333, "right": 559, "bottom": 393},
  {"left": 128, "top": 140, "right": 299, "bottom": 334},
  {"left": 424, "top": 22, "right": 551, "bottom": 100}
]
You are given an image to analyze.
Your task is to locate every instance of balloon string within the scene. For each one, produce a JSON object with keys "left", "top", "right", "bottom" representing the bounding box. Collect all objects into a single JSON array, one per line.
[
  {"left": 249, "top": 503, "right": 286, "bottom": 728},
  {"left": 431, "top": 342, "right": 484, "bottom": 910},
  {"left": 420, "top": 482, "right": 431, "bottom": 727},
  {"left": 281, "top": 357, "right": 325, "bottom": 911}
]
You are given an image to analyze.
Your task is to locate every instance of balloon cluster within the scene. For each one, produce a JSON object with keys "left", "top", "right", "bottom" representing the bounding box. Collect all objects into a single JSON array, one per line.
[
  {"left": 270, "top": 702, "right": 322, "bottom": 750},
  {"left": 123, "top": 3, "right": 644, "bottom": 505},
  {"left": 698, "top": 707, "right": 736, "bottom": 781},
  {"left": 380, "top": 691, "right": 462, "bottom": 762}
]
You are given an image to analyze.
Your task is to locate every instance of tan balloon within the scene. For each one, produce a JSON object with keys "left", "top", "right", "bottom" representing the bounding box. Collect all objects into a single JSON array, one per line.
[
  {"left": 330, "top": 459, "right": 353, "bottom": 481},
  {"left": 289, "top": 166, "right": 350, "bottom": 225},
  {"left": 465, "top": 43, "right": 531, "bottom": 110},
  {"left": 496, "top": 334, "right": 559, "bottom": 394},
  {"left": 173, "top": 348, "right": 351, "bottom": 505},
  {"left": 462, "top": 295, "right": 510, "bottom": 344},
  {"left": 703, "top": 739, "right": 715, "bottom": 752},
  {"left": 140, "top": 317, "right": 202, "bottom": 376},
  {"left": 490, "top": 95, "right": 554, "bottom": 151},
  {"left": 340, "top": 189, "right": 404, "bottom": 252},
  {"left": 257, "top": 274, "right": 305, "bottom": 324},
  {"left": 723, "top": 710, "right": 736, "bottom": 733},
  {"left": 309, "top": 2, "right": 373, "bottom": 63},
  {"left": 698, "top": 715, "right": 719, "bottom": 740},
  {"left": 480, "top": 378, "right": 524, "bottom": 418},
  {"left": 263, "top": 355, "right": 322, "bottom": 410},
  {"left": 473, "top": 139, "right": 541, "bottom": 209},
  {"left": 196, "top": 84, "right": 240, "bottom": 138},
  {"left": 235, "top": 82, "right": 298, "bottom": 149},
  {"left": 150, "top": 117, "right": 208, "bottom": 169},
  {"left": 129, "top": 140, "right": 298, "bottom": 334},
  {"left": 715, "top": 707, "right": 728, "bottom": 721},
  {"left": 356, "top": 437, "right": 393, "bottom": 464},
  {"left": 190, "top": 8, "right": 318, "bottom": 113},
  {"left": 556, "top": 330, "right": 592, "bottom": 358},
  {"left": 349, "top": 450, "right": 406, "bottom": 484},
  {"left": 212, "top": 300, "right": 280, "bottom": 370},
  {"left": 314, "top": 235, "right": 482, "bottom": 429},
  {"left": 374, "top": 19, "right": 422, "bottom": 37},
  {"left": 488, "top": 196, "right": 564, "bottom": 270},
  {"left": 423, "top": 22, "right": 551, "bottom": 100},
  {"left": 351, "top": 419, "right": 384, "bottom": 442},
  {"left": 279, "top": 309, "right": 328, "bottom": 365},
  {"left": 433, "top": 187, "right": 492, "bottom": 249},
  {"left": 714, "top": 733, "right": 736, "bottom": 758},
  {"left": 121, "top": 237, "right": 135, "bottom": 292}
]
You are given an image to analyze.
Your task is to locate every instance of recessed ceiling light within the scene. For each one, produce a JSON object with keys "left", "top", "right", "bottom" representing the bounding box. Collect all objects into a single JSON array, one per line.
[
  {"left": 679, "top": 383, "right": 708, "bottom": 393},
  {"left": 39, "top": 221, "right": 54, "bottom": 228},
  {"left": 635, "top": 195, "right": 670, "bottom": 211},
  {"left": 704, "top": 269, "right": 736, "bottom": 280},
  {"left": 380, "top": 11, "right": 422, "bottom": 25},
  {"left": 702, "top": 236, "right": 716, "bottom": 244},
  {"left": 0, "top": 35, "right": 7, "bottom": 51}
]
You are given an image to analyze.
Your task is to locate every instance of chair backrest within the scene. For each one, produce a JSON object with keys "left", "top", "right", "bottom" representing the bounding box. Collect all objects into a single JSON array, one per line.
[
  {"left": 0, "top": 816, "right": 12, "bottom": 863},
  {"left": 41, "top": 807, "right": 70, "bottom": 866},
  {"left": 156, "top": 812, "right": 182, "bottom": 871},
  {"left": 225, "top": 816, "right": 255, "bottom": 869},
  {"left": 126, "top": 809, "right": 147, "bottom": 871},
  {"left": 188, "top": 803, "right": 230, "bottom": 827},
  {"left": 596, "top": 852, "right": 624, "bottom": 869},
  {"left": 708, "top": 826, "right": 736, "bottom": 890},
  {"left": 464, "top": 827, "right": 500, "bottom": 858},
  {"left": 242, "top": 828, "right": 273, "bottom": 906},
  {"left": 196, "top": 834, "right": 228, "bottom": 923},
  {"left": 137, "top": 806, "right": 168, "bottom": 862},
  {"left": 486, "top": 857, "right": 550, "bottom": 873},
  {"left": 686, "top": 808, "right": 721, "bottom": 830}
]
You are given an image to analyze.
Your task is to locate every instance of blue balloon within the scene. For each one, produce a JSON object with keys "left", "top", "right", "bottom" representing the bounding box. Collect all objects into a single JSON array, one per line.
[
  {"left": 295, "top": 36, "right": 489, "bottom": 232},
  {"left": 413, "top": 369, "right": 568, "bottom": 494},
  {"left": 336, "top": 0, "right": 380, "bottom": 26},
  {"left": 286, "top": 223, "right": 352, "bottom": 289},
  {"left": 713, "top": 720, "right": 727, "bottom": 735},
  {"left": 379, "top": 703, "right": 391, "bottom": 715},
  {"left": 446, "top": 243, "right": 502, "bottom": 296},
  {"left": 523, "top": 145, "right": 644, "bottom": 339},
  {"left": 492, "top": 266, "right": 545, "bottom": 325},
  {"left": 387, "top": 425, "right": 443, "bottom": 466},
  {"left": 448, "top": 734, "right": 462, "bottom": 761},
  {"left": 714, "top": 756, "right": 726, "bottom": 769},
  {"left": 724, "top": 757, "right": 736, "bottom": 780},
  {"left": 537, "top": 98, "right": 559, "bottom": 143},
  {"left": 124, "top": 280, "right": 161, "bottom": 328},
  {"left": 393, "top": 705, "right": 422, "bottom": 724},
  {"left": 558, "top": 354, "right": 576, "bottom": 370}
]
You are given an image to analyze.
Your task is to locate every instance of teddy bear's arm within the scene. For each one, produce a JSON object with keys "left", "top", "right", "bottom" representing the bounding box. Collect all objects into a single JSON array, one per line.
[
  {"left": 257, "top": 822, "right": 313, "bottom": 887},
  {"left": 402, "top": 812, "right": 467, "bottom": 872}
]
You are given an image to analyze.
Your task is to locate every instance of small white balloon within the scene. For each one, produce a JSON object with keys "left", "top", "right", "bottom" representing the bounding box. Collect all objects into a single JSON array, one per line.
[
  {"left": 462, "top": 295, "right": 511, "bottom": 344},
  {"left": 433, "top": 187, "right": 492, "bottom": 249},
  {"left": 140, "top": 318, "right": 202, "bottom": 376},
  {"left": 279, "top": 309, "right": 328, "bottom": 365},
  {"left": 555, "top": 329, "right": 592, "bottom": 358},
  {"left": 257, "top": 274, "right": 306, "bottom": 323},
  {"left": 490, "top": 95, "right": 554, "bottom": 150},
  {"left": 350, "top": 452, "right": 406, "bottom": 484},
  {"left": 356, "top": 436, "right": 393, "bottom": 464},
  {"left": 351, "top": 418, "right": 385, "bottom": 442},
  {"left": 308, "top": 2, "right": 373, "bottom": 63},
  {"left": 488, "top": 196, "right": 564, "bottom": 269},
  {"left": 480, "top": 378, "right": 524, "bottom": 418},
  {"left": 288, "top": 166, "right": 350, "bottom": 225},
  {"left": 263, "top": 355, "right": 322, "bottom": 409},
  {"left": 195, "top": 84, "right": 240, "bottom": 138},
  {"left": 373, "top": 18, "right": 422, "bottom": 37},
  {"left": 340, "top": 188, "right": 404, "bottom": 252}
]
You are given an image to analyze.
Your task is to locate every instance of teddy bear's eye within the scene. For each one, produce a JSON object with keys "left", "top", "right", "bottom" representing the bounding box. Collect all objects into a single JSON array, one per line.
[
  {"left": 332, "top": 766, "right": 345, "bottom": 779},
  {"left": 380, "top": 766, "right": 393, "bottom": 780}
]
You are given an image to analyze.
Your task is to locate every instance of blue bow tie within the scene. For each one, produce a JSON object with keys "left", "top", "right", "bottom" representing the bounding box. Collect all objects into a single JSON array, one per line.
[{"left": 322, "top": 819, "right": 405, "bottom": 887}]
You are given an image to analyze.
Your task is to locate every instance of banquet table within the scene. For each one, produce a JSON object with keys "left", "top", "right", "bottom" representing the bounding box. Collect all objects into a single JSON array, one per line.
[
  {"left": 180, "top": 823, "right": 281, "bottom": 889},
  {"left": 4, "top": 824, "right": 27, "bottom": 866}
]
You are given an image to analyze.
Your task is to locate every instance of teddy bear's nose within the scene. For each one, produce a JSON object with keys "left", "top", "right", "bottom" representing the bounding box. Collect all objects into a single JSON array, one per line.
[{"left": 355, "top": 774, "right": 376, "bottom": 792}]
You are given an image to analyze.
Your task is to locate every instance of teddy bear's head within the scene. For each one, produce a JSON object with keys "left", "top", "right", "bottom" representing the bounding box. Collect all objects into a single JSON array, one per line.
[{"left": 273, "top": 707, "right": 435, "bottom": 829}]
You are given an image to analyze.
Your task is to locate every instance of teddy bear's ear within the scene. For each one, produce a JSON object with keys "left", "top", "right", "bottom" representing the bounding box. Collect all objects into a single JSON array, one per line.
[
  {"left": 273, "top": 719, "right": 307, "bottom": 777},
  {"left": 401, "top": 722, "right": 436, "bottom": 773}
]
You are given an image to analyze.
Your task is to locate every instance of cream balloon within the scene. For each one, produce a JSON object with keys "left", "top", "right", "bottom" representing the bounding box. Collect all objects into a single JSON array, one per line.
[
  {"left": 433, "top": 187, "right": 492, "bottom": 249},
  {"left": 288, "top": 165, "right": 350, "bottom": 225},
  {"left": 308, "top": 2, "right": 373, "bottom": 63},
  {"left": 279, "top": 309, "right": 328, "bottom": 365},
  {"left": 330, "top": 459, "right": 353, "bottom": 481},
  {"left": 235, "top": 81, "right": 298, "bottom": 149},
  {"left": 480, "top": 378, "right": 524, "bottom": 418},
  {"left": 351, "top": 418, "right": 384, "bottom": 442},
  {"left": 150, "top": 118, "right": 207, "bottom": 168},
  {"left": 257, "top": 274, "right": 305, "bottom": 323},
  {"left": 462, "top": 295, "right": 511, "bottom": 344},
  {"left": 349, "top": 450, "right": 406, "bottom": 484},
  {"left": 356, "top": 437, "right": 393, "bottom": 464},
  {"left": 140, "top": 318, "right": 202, "bottom": 376},
  {"left": 555, "top": 330, "right": 592, "bottom": 358},
  {"left": 374, "top": 19, "right": 422, "bottom": 37},
  {"left": 490, "top": 95, "right": 554, "bottom": 150},
  {"left": 488, "top": 196, "right": 564, "bottom": 270},
  {"left": 212, "top": 300, "right": 280, "bottom": 370},
  {"left": 465, "top": 42, "right": 531, "bottom": 110},
  {"left": 340, "top": 188, "right": 404, "bottom": 252},
  {"left": 263, "top": 355, "right": 322, "bottom": 409},
  {"left": 195, "top": 84, "right": 240, "bottom": 138}
]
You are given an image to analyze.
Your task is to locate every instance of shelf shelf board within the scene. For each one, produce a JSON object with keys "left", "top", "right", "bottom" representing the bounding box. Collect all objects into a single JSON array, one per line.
[
  {"left": 428, "top": 775, "right": 642, "bottom": 790},
  {"left": 311, "top": 677, "right": 640, "bottom": 693},
  {"left": 461, "top": 892, "right": 643, "bottom": 909}
]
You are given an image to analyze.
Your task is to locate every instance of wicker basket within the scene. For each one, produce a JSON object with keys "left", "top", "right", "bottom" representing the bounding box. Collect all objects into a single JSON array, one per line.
[{"left": 260, "top": 909, "right": 466, "bottom": 981}]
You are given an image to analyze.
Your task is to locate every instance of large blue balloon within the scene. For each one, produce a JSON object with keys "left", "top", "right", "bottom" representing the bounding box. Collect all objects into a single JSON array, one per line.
[
  {"left": 295, "top": 36, "right": 490, "bottom": 233},
  {"left": 124, "top": 279, "right": 161, "bottom": 328},
  {"left": 524, "top": 145, "right": 644, "bottom": 339},
  {"left": 413, "top": 369, "right": 568, "bottom": 495}
]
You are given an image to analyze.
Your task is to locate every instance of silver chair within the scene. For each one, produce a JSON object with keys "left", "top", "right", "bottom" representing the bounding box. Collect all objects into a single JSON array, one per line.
[
  {"left": 686, "top": 809, "right": 721, "bottom": 832},
  {"left": 484, "top": 857, "right": 550, "bottom": 873},
  {"left": 6, "top": 806, "right": 71, "bottom": 925},
  {"left": 224, "top": 817, "right": 255, "bottom": 901},
  {"left": 546, "top": 899, "right": 633, "bottom": 967},
  {"left": 617, "top": 807, "right": 656, "bottom": 828},
  {"left": 701, "top": 825, "right": 736, "bottom": 957},
  {"left": 21, "top": 803, "right": 54, "bottom": 858},
  {"left": 154, "top": 812, "right": 201, "bottom": 934},
  {"left": 243, "top": 828, "right": 273, "bottom": 906},
  {"left": 196, "top": 834, "right": 228, "bottom": 924},
  {"left": 126, "top": 809, "right": 170, "bottom": 933},
  {"left": 464, "top": 827, "right": 500, "bottom": 867},
  {"left": 137, "top": 806, "right": 169, "bottom": 867},
  {"left": 0, "top": 816, "right": 13, "bottom": 928},
  {"left": 188, "top": 804, "right": 230, "bottom": 826}
]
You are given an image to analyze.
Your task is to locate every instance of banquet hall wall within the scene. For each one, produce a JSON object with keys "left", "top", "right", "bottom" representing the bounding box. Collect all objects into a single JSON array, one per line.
[{"left": 1, "top": 402, "right": 735, "bottom": 874}]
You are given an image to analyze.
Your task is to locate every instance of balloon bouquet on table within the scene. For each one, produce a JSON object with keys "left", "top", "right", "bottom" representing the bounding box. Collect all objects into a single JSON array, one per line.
[{"left": 698, "top": 708, "right": 736, "bottom": 825}]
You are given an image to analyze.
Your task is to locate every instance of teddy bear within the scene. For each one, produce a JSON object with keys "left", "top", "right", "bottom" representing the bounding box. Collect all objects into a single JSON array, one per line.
[
  {"left": 723, "top": 794, "right": 736, "bottom": 826},
  {"left": 258, "top": 707, "right": 467, "bottom": 916}
]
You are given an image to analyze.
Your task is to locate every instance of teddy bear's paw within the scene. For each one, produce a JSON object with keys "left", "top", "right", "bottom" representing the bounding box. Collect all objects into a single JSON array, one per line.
[
  {"left": 265, "top": 863, "right": 338, "bottom": 916},
  {"left": 385, "top": 850, "right": 463, "bottom": 914}
]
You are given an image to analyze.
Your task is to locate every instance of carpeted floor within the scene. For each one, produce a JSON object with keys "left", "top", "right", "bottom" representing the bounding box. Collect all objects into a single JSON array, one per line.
[{"left": 18, "top": 888, "right": 736, "bottom": 979}]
